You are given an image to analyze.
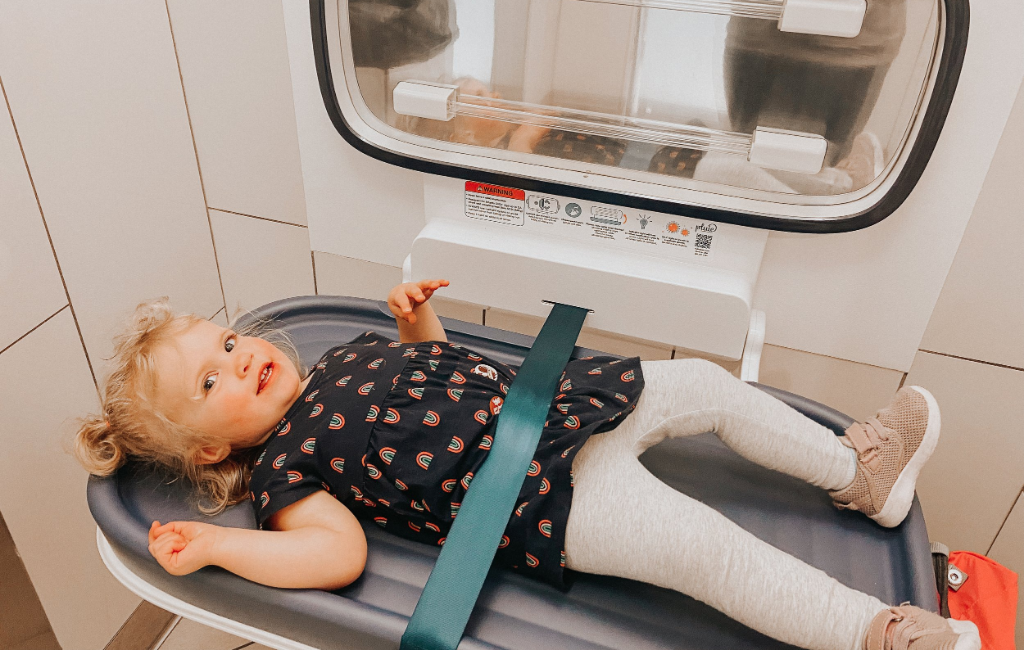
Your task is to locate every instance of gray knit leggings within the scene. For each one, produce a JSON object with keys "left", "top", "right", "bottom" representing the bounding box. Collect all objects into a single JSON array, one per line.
[{"left": 564, "top": 359, "right": 887, "bottom": 650}]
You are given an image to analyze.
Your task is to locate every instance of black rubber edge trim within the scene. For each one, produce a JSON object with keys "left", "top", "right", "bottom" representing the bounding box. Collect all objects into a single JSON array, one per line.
[{"left": 311, "top": 0, "right": 969, "bottom": 234}]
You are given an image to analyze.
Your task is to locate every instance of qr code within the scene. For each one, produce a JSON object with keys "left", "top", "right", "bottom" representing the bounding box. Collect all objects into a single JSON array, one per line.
[{"left": 696, "top": 233, "right": 713, "bottom": 250}]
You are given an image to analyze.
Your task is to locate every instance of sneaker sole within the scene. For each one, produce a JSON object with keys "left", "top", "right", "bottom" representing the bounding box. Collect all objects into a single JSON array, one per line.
[
  {"left": 948, "top": 618, "right": 981, "bottom": 650},
  {"left": 871, "top": 386, "right": 941, "bottom": 528}
]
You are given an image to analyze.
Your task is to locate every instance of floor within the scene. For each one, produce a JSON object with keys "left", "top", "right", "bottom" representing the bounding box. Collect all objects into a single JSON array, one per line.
[
  {"left": 158, "top": 618, "right": 267, "bottom": 650},
  {"left": 0, "top": 512, "right": 59, "bottom": 650}
]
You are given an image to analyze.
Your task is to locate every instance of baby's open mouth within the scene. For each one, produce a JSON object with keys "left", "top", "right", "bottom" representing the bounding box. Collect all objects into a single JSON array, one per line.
[{"left": 257, "top": 363, "right": 273, "bottom": 394}]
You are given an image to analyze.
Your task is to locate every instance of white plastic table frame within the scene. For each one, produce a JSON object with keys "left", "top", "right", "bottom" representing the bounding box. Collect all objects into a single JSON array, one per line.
[{"left": 96, "top": 529, "right": 317, "bottom": 650}]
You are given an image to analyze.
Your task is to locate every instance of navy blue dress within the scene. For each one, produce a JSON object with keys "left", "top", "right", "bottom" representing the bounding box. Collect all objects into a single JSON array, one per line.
[{"left": 249, "top": 332, "right": 644, "bottom": 588}]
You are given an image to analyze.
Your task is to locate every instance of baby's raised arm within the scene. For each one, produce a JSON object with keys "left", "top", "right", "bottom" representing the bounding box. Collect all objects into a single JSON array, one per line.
[
  {"left": 387, "top": 279, "right": 449, "bottom": 343},
  {"left": 148, "top": 491, "right": 366, "bottom": 590}
]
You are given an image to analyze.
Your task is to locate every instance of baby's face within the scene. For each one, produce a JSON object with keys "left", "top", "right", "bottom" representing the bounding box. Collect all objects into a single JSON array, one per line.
[{"left": 153, "top": 320, "right": 308, "bottom": 455}]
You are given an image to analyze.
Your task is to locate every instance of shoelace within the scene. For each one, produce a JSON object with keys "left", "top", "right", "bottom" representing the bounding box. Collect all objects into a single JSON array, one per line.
[
  {"left": 884, "top": 607, "right": 954, "bottom": 650},
  {"left": 866, "top": 605, "right": 955, "bottom": 650},
  {"left": 845, "top": 417, "right": 890, "bottom": 472}
]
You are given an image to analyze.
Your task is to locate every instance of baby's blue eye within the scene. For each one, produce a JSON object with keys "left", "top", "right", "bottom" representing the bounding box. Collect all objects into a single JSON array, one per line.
[
  {"left": 203, "top": 375, "right": 217, "bottom": 392},
  {"left": 225, "top": 335, "right": 236, "bottom": 352}
]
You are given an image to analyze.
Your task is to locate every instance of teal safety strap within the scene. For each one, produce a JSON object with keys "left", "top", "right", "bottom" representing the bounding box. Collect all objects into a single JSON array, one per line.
[{"left": 400, "top": 302, "right": 589, "bottom": 650}]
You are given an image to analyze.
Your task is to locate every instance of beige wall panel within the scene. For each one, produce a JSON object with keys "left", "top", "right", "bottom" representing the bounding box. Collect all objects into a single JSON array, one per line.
[
  {"left": 430, "top": 296, "right": 485, "bottom": 325},
  {"left": 906, "top": 352, "right": 1024, "bottom": 553},
  {"left": 0, "top": 93, "right": 68, "bottom": 351},
  {"left": 986, "top": 492, "right": 1024, "bottom": 648},
  {"left": 0, "top": 2, "right": 223, "bottom": 370},
  {"left": 757, "top": 344, "right": 905, "bottom": 422},
  {"left": 485, "top": 308, "right": 673, "bottom": 360},
  {"left": 314, "top": 251, "right": 403, "bottom": 302},
  {"left": 160, "top": 618, "right": 247, "bottom": 650},
  {"left": 0, "top": 310, "right": 140, "bottom": 648},
  {"left": 920, "top": 82, "right": 1024, "bottom": 369},
  {"left": 166, "top": 0, "right": 307, "bottom": 225},
  {"left": 210, "top": 211, "right": 314, "bottom": 320}
]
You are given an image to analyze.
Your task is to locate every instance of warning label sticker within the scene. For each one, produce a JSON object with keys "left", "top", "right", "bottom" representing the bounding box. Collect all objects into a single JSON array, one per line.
[{"left": 465, "top": 182, "right": 525, "bottom": 226}]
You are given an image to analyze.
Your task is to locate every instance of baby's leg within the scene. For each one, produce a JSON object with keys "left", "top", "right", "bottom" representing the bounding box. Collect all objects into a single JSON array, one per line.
[
  {"left": 631, "top": 359, "right": 856, "bottom": 490},
  {"left": 565, "top": 427, "right": 884, "bottom": 650}
]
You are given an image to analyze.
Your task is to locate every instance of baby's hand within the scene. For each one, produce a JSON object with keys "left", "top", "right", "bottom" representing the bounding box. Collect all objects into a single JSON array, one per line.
[
  {"left": 388, "top": 279, "right": 449, "bottom": 325},
  {"left": 148, "top": 520, "right": 218, "bottom": 576}
]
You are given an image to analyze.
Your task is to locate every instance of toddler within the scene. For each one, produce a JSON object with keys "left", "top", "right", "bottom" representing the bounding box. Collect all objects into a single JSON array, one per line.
[{"left": 76, "top": 281, "right": 980, "bottom": 650}]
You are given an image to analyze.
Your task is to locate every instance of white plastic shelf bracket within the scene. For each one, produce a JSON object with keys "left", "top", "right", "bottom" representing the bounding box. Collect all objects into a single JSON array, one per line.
[
  {"left": 740, "top": 309, "right": 767, "bottom": 383},
  {"left": 575, "top": 0, "right": 865, "bottom": 38},
  {"left": 393, "top": 82, "right": 458, "bottom": 121},
  {"left": 778, "top": 0, "right": 866, "bottom": 38}
]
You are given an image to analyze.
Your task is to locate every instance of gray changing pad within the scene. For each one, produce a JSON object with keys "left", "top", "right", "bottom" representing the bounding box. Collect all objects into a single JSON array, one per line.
[{"left": 87, "top": 296, "right": 936, "bottom": 650}]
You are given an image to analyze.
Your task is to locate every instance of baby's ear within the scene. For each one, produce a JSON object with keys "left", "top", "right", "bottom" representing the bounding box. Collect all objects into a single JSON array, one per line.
[{"left": 194, "top": 443, "right": 231, "bottom": 465}]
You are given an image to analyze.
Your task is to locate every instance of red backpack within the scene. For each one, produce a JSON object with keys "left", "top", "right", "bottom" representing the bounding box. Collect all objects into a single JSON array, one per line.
[{"left": 942, "top": 551, "right": 1019, "bottom": 649}]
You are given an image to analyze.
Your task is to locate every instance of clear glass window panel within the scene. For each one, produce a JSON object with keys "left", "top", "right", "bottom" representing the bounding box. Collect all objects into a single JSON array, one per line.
[{"left": 348, "top": 0, "right": 941, "bottom": 200}]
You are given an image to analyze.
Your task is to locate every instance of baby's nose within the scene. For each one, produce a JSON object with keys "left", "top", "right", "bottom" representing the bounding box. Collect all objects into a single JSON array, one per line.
[{"left": 237, "top": 352, "right": 253, "bottom": 377}]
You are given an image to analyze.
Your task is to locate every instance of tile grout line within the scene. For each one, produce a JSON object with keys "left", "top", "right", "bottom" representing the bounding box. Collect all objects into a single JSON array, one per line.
[
  {"left": 918, "top": 349, "right": 1024, "bottom": 373},
  {"left": 0, "top": 306, "right": 69, "bottom": 357},
  {"left": 311, "top": 251, "right": 319, "bottom": 295},
  {"left": 752, "top": 342, "right": 906, "bottom": 373},
  {"left": 985, "top": 488, "right": 1023, "bottom": 556},
  {"left": 0, "top": 76, "right": 98, "bottom": 388},
  {"left": 164, "top": 0, "right": 228, "bottom": 319},
  {"left": 209, "top": 207, "right": 308, "bottom": 229}
]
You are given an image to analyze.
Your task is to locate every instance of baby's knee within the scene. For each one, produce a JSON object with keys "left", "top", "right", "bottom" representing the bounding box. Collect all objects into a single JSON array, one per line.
[{"left": 679, "top": 357, "right": 731, "bottom": 380}]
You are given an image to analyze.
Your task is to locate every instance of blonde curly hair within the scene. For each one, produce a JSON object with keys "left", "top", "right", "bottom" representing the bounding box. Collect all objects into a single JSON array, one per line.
[{"left": 73, "top": 298, "right": 303, "bottom": 515}]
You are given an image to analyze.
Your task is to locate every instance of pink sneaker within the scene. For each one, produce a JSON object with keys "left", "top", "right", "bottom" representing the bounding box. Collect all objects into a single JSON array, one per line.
[
  {"left": 864, "top": 605, "right": 980, "bottom": 650},
  {"left": 829, "top": 386, "right": 941, "bottom": 527}
]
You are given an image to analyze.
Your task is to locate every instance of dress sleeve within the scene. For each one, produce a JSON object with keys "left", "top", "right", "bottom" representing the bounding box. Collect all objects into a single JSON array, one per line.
[{"left": 249, "top": 441, "right": 325, "bottom": 528}]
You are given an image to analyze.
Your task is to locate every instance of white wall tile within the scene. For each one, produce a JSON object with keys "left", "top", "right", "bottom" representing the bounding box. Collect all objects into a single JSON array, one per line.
[
  {"left": 757, "top": 344, "right": 905, "bottom": 422},
  {"left": 166, "top": 0, "right": 307, "bottom": 225},
  {"left": 0, "top": 310, "right": 140, "bottom": 649},
  {"left": 0, "top": 90, "right": 68, "bottom": 351},
  {"left": 313, "top": 251, "right": 403, "bottom": 303},
  {"left": 906, "top": 352, "right": 1024, "bottom": 553},
  {"left": 0, "top": 2, "right": 224, "bottom": 371},
  {"left": 920, "top": 81, "right": 1024, "bottom": 369},
  {"left": 209, "top": 210, "right": 314, "bottom": 320},
  {"left": 210, "top": 307, "right": 228, "bottom": 327},
  {"left": 987, "top": 492, "right": 1024, "bottom": 648},
  {"left": 310, "top": 253, "right": 484, "bottom": 323}
]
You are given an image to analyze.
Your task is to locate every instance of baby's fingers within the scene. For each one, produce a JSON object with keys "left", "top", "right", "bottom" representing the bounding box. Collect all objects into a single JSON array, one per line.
[
  {"left": 149, "top": 532, "right": 184, "bottom": 564},
  {"left": 418, "top": 279, "right": 448, "bottom": 291},
  {"left": 418, "top": 279, "right": 448, "bottom": 300},
  {"left": 149, "top": 521, "right": 178, "bottom": 543},
  {"left": 392, "top": 290, "right": 413, "bottom": 314}
]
